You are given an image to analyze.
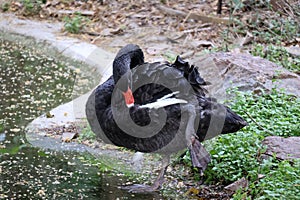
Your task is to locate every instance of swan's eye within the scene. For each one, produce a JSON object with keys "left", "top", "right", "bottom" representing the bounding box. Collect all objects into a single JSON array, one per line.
[{"left": 122, "top": 86, "right": 135, "bottom": 107}]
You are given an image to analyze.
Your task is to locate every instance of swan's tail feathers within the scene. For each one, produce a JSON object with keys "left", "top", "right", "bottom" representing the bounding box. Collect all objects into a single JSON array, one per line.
[
  {"left": 221, "top": 106, "right": 249, "bottom": 134},
  {"left": 171, "top": 56, "right": 209, "bottom": 96},
  {"left": 189, "top": 139, "right": 211, "bottom": 175}
]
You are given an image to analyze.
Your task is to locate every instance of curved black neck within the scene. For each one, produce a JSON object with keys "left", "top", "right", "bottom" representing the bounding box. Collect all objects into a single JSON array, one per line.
[{"left": 112, "top": 44, "right": 144, "bottom": 84}]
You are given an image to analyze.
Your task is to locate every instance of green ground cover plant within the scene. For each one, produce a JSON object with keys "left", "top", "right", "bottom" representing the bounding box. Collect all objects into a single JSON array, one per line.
[
  {"left": 251, "top": 44, "right": 300, "bottom": 74},
  {"left": 77, "top": 125, "right": 96, "bottom": 143},
  {"left": 64, "top": 13, "right": 89, "bottom": 34},
  {"left": 202, "top": 88, "right": 300, "bottom": 199},
  {"left": 22, "top": 0, "right": 45, "bottom": 16}
]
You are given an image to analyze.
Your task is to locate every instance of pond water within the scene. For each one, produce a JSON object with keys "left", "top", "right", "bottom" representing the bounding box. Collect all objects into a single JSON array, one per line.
[{"left": 0, "top": 38, "right": 163, "bottom": 199}]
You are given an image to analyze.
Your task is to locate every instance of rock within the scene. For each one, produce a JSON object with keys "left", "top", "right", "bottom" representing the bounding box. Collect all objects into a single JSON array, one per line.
[
  {"left": 62, "top": 132, "right": 77, "bottom": 142},
  {"left": 262, "top": 136, "right": 300, "bottom": 160},
  {"left": 192, "top": 52, "right": 300, "bottom": 101},
  {"left": 146, "top": 44, "right": 170, "bottom": 55},
  {"left": 192, "top": 40, "right": 215, "bottom": 48},
  {"left": 285, "top": 46, "right": 300, "bottom": 57},
  {"left": 224, "top": 177, "right": 248, "bottom": 193},
  {"left": 181, "top": 50, "right": 194, "bottom": 59}
]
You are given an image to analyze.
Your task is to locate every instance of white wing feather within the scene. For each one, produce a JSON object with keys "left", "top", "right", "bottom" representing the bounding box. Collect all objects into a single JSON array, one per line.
[{"left": 140, "top": 97, "right": 187, "bottom": 109}]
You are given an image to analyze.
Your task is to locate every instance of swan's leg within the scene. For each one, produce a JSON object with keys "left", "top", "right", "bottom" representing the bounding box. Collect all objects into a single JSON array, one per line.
[
  {"left": 122, "top": 155, "right": 170, "bottom": 193},
  {"left": 151, "top": 155, "right": 170, "bottom": 190},
  {"left": 182, "top": 104, "right": 197, "bottom": 146},
  {"left": 131, "top": 152, "right": 144, "bottom": 172},
  {"left": 182, "top": 104, "right": 211, "bottom": 173}
]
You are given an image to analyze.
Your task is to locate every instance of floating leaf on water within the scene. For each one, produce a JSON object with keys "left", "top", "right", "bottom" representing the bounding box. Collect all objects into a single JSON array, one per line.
[
  {"left": 52, "top": 180, "right": 60, "bottom": 185},
  {"left": 36, "top": 189, "right": 46, "bottom": 196},
  {"left": 74, "top": 68, "right": 81, "bottom": 74},
  {"left": 10, "top": 128, "right": 21, "bottom": 133},
  {"left": 67, "top": 161, "right": 76, "bottom": 166}
]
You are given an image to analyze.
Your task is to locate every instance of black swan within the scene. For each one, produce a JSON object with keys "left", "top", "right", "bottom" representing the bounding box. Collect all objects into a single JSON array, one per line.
[{"left": 86, "top": 44, "right": 248, "bottom": 192}]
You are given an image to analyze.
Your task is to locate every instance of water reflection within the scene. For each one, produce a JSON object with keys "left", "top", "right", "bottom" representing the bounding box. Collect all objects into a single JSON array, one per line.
[
  {"left": 0, "top": 146, "right": 162, "bottom": 199},
  {"left": 1, "top": 147, "right": 101, "bottom": 199},
  {"left": 0, "top": 38, "right": 163, "bottom": 199}
]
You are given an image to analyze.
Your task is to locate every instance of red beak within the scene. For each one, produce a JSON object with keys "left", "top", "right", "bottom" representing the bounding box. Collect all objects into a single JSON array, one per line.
[{"left": 122, "top": 86, "right": 135, "bottom": 106}]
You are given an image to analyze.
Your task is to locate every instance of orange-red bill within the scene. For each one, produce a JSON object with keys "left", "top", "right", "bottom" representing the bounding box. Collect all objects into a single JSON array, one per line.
[{"left": 122, "top": 87, "right": 135, "bottom": 106}]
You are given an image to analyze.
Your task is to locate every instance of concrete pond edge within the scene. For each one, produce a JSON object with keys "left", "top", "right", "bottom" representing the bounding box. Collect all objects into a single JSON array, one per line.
[{"left": 0, "top": 13, "right": 147, "bottom": 173}]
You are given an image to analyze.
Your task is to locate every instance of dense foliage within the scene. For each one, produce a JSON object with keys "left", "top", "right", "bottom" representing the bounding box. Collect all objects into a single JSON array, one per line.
[
  {"left": 251, "top": 44, "right": 300, "bottom": 74},
  {"left": 202, "top": 89, "right": 300, "bottom": 199},
  {"left": 63, "top": 13, "right": 89, "bottom": 34}
]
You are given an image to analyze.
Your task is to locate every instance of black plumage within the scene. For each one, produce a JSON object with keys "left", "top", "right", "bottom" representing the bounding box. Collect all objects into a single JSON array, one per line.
[{"left": 86, "top": 44, "right": 248, "bottom": 192}]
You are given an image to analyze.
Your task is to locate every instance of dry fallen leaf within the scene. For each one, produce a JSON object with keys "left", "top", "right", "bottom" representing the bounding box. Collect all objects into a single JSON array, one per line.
[
  {"left": 224, "top": 177, "right": 248, "bottom": 192},
  {"left": 185, "top": 187, "right": 200, "bottom": 195},
  {"left": 62, "top": 132, "right": 77, "bottom": 142}
]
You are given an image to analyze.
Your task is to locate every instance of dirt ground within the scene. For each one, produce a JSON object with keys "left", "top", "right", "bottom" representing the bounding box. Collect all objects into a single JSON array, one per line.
[{"left": 3, "top": 0, "right": 299, "bottom": 61}]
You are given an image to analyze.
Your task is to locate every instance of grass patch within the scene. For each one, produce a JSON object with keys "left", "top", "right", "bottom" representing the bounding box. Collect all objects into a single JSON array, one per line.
[
  {"left": 229, "top": 1, "right": 299, "bottom": 45},
  {"left": 200, "top": 88, "right": 300, "bottom": 198},
  {"left": 251, "top": 16, "right": 299, "bottom": 44},
  {"left": 234, "top": 158, "right": 300, "bottom": 199},
  {"left": 63, "top": 13, "right": 89, "bottom": 34},
  {"left": 1, "top": 2, "right": 10, "bottom": 12},
  {"left": 251, "top": 44, "right": 300, "bottom": 74},
  {"left": 77, "top": 125, "right": 96, "bottom": 143},
  {"left": 228, "top": 88, "right": 300, "bottom": 137},
  {"left": 22, "top": 0, "right": 45, "bottom": 16}
]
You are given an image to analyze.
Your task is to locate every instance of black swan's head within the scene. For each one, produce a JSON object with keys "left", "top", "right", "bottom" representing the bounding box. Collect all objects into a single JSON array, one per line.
[
  {"left": 113, "top": 44, "right": 144, "bottom": 107},
  {"left": 113, "top": 44, "right": 144, "bottom": 84}
]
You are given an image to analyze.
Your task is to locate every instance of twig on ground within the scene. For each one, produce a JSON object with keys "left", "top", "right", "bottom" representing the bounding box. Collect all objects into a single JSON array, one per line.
[
  {"left": 157, "top": 5, "right": 231, "bottom": 25},
  {"left": 243, "top": 111, "right": 275, "bottom": 136}
]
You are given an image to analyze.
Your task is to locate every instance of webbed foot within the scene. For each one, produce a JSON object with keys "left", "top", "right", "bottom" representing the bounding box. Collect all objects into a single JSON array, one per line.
[
  {"left": 189, "top": 138, "right": 211, "bottom": 174},
  {"left": 122, "top": 155, "right": 170, "bottom": 193}
]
